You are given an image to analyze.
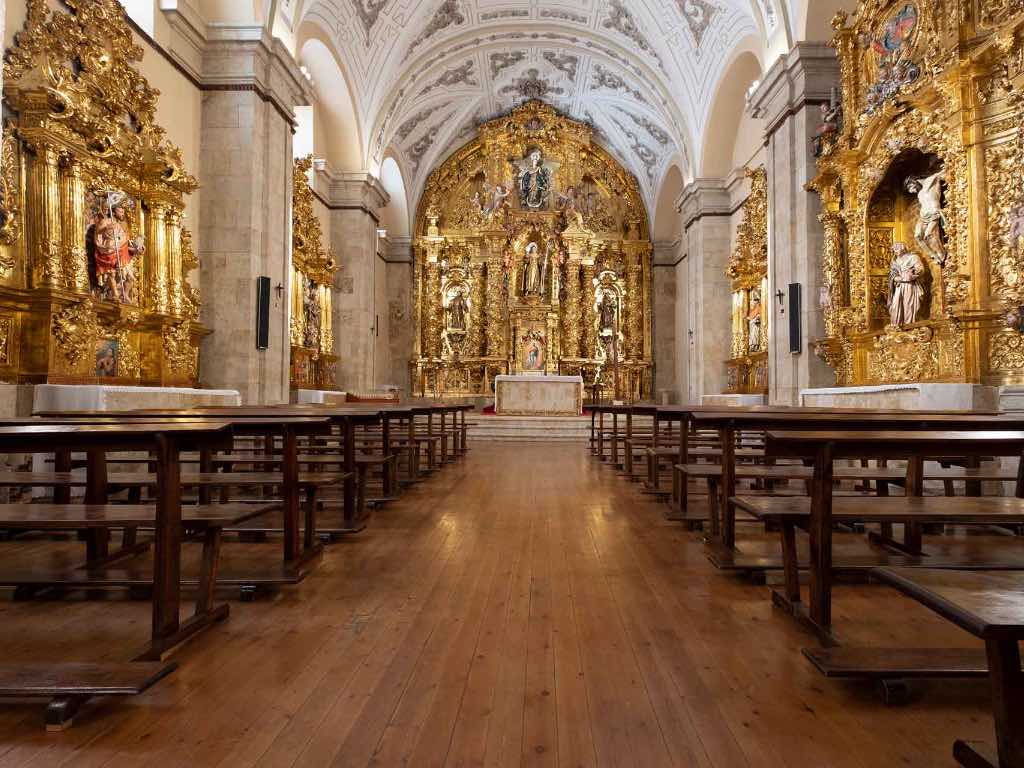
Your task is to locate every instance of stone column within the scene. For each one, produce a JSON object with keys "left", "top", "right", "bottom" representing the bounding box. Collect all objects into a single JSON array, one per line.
[
  {"left": 678, "top": 179, "right": 732, "bottom": 402},
  {"left": 749, "top": 43, "right": 840, "bottom": 405},
  {"left": 197, "top": 27, "right": 314, "bottom": 403},
  {"left": 384, "top": 236, "right": 414, "bottom": 394},
  {"left": 328, "top": 171, "right": 390, "bottom": 392},
  {"left": 652, "top": 239, "right": 681, "bottom": 400}
]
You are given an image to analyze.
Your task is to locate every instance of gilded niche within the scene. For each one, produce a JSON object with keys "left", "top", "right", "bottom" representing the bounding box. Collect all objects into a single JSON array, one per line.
[
  {"left": 810, "top": 0, "right": 1024, "bottom": 386},
  {"left": 411, "top": 100, "right": 653, "bottom": 401},
  {"left": 1, "top": 0, "right": 203, "bottom": 385},
  {"left": 725, "top": 167, "right": 769, "bottom": 395},
  {"left": 290, "top": 156, "right": 339, "bottom": 391}
]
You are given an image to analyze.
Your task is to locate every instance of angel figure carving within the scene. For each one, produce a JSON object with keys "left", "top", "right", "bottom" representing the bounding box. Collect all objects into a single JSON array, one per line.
[
  {"left": 905, "top": 170, "right": 947, "bottom": 266},
  {"left": 888, "top": 242, "right": 926, "bottom": 327}
]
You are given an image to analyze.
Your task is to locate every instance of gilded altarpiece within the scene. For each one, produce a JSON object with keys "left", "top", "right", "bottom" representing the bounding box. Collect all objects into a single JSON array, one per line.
[
  {"left": 811, "top": 0, "right": 1024, "bottom": 385},
  {"left": 410, "top": 101, "right": 653, "bottom": 401},
  {"left": 290, "top": 157, "right": 338, "bottom": 390},
  {"left": 724, "top": 167, "right": 769, "bottom": 394},
  {"left": 0, "top": 0, "right": 205, "bottom": 385}
]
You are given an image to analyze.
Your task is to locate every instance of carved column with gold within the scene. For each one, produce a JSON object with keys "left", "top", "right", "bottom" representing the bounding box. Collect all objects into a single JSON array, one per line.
[
  {"left": 484, "top": 236, "right": 506, "bottom": 358},
  {"left": 146, "top": 203, "right": 168, "bottom": 314},
  {"left": 625, "top": 244, "right": 645, "bottom": 360},
  {"left": 581, "top": 260, "right": 597, "bottom": 359},
  {"left": 59, "top": 157, "right": 89, "bottom": 292},
  {"left": 468, "top": 258, "right": 486, "bottom": 356},
  {"left": 28, "top": 142, "right": 63, "bottom": 287},
  {"left": 165, "top": 209, "right": 184, "bottom": 316}
]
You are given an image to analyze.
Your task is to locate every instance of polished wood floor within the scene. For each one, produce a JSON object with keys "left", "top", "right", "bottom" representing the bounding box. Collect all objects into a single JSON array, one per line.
[{"left": 0, "top": 442, "right": 997, "bottom": 767}]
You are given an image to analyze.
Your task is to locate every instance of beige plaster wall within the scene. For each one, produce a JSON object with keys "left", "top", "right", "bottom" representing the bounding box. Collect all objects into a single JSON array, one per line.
[
  {"left": 386, "top": 260, "right": 413, "bottom": 396},
  {"left": 652, "top": 265, "right": 678, "bottom": 400}
]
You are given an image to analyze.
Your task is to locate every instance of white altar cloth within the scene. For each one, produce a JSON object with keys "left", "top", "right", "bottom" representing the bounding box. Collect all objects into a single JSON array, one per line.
[{"left": 494, "top": 374, "right": 583, "bottom": 416}]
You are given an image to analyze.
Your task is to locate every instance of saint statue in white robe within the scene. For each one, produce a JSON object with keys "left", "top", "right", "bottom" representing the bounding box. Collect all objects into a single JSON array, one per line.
[{"left": 888, "top": 242, "right": 926, "bottom": 327}]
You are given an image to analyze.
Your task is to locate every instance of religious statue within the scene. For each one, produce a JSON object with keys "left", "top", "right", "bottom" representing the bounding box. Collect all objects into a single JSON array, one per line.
[
  {"left": 888, "top": 242, "right": 926, "bottom": 326},
  {"left": 523, "top": 242, "right": 542, "bottom": 296},
  {"left": 303, "top": 276, "right": 322, "bottom": 348},
  {"left": 446, "top": 290, "right": 468, "bottom": 331},
  {"left": 517, "top": 149, "right": 551, "bottom": 210},
  {"left": 473, "top": 184, "right": 511, "bottom": 222},
  {"left": 747, "top": 290, "right": 763, "bottom": 353},
  {"left": 905, "top": 170, "right": 947, "bottom": 266},
  {"left": 598, "top": 292, "right": 617, "bottom": 332},
  {"left": 811, "top": 95, "right": 842, "bottom": 157},
  {"left": 558, "top": 185, "right": 585, "bottom": 227},
  {"left": 86, "top": 190, "right": 144, "bottom": 304}
]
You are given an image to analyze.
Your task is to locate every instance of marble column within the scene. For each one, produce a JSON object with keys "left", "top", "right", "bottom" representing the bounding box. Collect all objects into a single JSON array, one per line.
[
  {"left": 197, "top": 27, "right": 314, "bottom": 404},
  {"left": 749, "top": 43, "right": 840, "bottom": 405},
  {"left": 328, "top": 172, "right": 390, "bottom": 392},
  {"left": 677, "top": 180, "right": 732, "bottom": 402}
]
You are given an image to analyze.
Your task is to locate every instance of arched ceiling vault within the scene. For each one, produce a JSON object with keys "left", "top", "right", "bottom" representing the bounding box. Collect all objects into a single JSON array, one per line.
[{"left": 287, "top": 0, "right": 789, "bottom": 209}]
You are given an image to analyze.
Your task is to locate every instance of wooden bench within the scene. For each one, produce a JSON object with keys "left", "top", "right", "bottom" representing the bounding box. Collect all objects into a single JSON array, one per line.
[
  {"left": 872, "top": 568, "right": 1024, "bottom": 767},
  {"left": 0, "top": 661, "right": 177, "bottom": 731}
]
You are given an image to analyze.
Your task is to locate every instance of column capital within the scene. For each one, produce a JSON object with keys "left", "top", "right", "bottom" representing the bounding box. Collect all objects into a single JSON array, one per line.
[
  {"left": 652, "top": 238, "right": 682, "bottom": 266},
  {"left": 385, "top": 237, "right": 414, "bottom": 263},
  {"left": 749, "top": 42, "right": 840, "bottom": 136},
  {"left": 678, "top": 179, "right": 730, "bottom": 231},
  {"left": 327, "top": 171, "right": 390, "bottom": 212}
]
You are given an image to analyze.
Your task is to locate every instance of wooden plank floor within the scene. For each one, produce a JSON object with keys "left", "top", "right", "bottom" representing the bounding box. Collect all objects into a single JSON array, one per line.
[{"left": 0, "top": 442, "right": 999, "bottom": 767}]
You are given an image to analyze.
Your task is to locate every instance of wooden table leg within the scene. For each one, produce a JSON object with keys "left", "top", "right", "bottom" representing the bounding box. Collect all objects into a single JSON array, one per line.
[
  {"left": 281, "top": 426, "right": 300, "bottom": 562},
  {"left": 343, "top": 418, "right": 357, "bottom": 528},
  {"left": 808, "top": 442, "right": 835, "bottom": 635},
  {"left": 150, "top": 433, "right": 183, "bottom": 656},
  {"left": 720, "top": 424, "right": 737, "bottom": 550},
  {"left": 382, "top": 415, "right": 393, "bottom": 497}
]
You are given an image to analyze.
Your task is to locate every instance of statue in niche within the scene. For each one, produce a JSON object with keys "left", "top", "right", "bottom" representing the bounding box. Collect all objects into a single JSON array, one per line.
[
  {"left": 558, "top": 185, "right": 585, "bottom": 227},
  {"left": 472, "top": 183, "right": 511, "bottom": 222},
  {"left": 446, "top": 290, "right": 468, "bottom": 331},
  {"left": 517, "top": 149, "right": 551, "bottom": 210},
  {"left": 86, "top": 189, "right": 144, "bottom": 304},
  {"left": 303, "top": 276, "right": 322, "bottom": 348},
  {"left": 522, "top": 242, "right": 543, "bottom": 296},
  {"left": 598, "top": 291, "right": 617, "bottom": 332},
  {"left": 812, "top": 91, "right": 842, "bottom": 157},
  {"left": 905, "top": 170, "right": 947, "bottom": 266},
  {"left": 888, "top": 242, "right": 926, "bottom": 326},
  {"left": 747, "top": 290, "right": 763, "bottom": 353}
]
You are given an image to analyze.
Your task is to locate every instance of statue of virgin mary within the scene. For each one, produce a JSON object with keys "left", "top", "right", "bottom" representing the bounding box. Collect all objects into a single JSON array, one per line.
[{"left": 517, "top": 149, "right": 551, "bottom": 210}]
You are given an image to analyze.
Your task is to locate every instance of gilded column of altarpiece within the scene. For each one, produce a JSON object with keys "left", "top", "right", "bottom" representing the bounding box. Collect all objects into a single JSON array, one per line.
[
  {"left": 724, "top": 167, "right": 769, "bottom": 395},
  {"left": 810, "top": 0, "right": 1024, "bottom": 386},
  {"left": 290, "top": 156, "right": 339, "bottom": 390},
  {"left": 410, "top": 101, "right": 653, "bottom": 402},
  {"left": 0, "top": 0, "right": 205, "bottom": 385}
]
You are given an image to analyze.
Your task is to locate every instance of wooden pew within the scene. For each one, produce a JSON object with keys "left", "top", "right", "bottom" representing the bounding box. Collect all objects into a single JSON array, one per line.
[
  {"left": 0, "top": 421, "right": 236, "bottom": 727},
  {"left": 758, "top": 429, "right": 1024, "bottom": 642},
  {"left": 871, "top": 568, "right": 1024, "bottom": 768}
]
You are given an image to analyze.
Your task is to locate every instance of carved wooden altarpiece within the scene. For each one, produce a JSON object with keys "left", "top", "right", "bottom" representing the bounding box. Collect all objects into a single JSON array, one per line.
[
  {"left": 410, "top": 101, "right": 653, "bottom": 402},
  {"left": 811, "top": 0, "right": 1024, "bottom": 386},
  {"left": 290, "top": 156, "right": 338, "bottom": 391},
  {"left": 0, "top": 0, "right": 205, "bottom": 385},
  {"left": 724, "top": 167, "right": 769, "bottom": 395}
]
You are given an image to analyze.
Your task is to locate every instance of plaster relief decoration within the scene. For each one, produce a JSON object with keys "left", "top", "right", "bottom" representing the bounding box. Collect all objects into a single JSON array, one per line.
[
  {"left": 406, "top": 0, "right": 466, "bottom": 60},
  {"left": 411, "top": 100, "right": 653, "bottom": 401},
  {"left": 724, "top": 167, "right": 768, "bottom": 394},
  {"left": 810, "top": 0, "right": 1024, "bottom": 386},
  {"left": 352, "top": 0, "right": 389, "bottom": 40},
  {"left": 2, "top": 0, "right": 203, "bottom": 385},
  {"left": 675, "top": 0, "right": 719, "bottom": 47},
  {"left": 602, "top": 0, "right": 663, "bottom": 70},
  {"left": 290, "top": 156, "right": 339, "bottom": 391}
]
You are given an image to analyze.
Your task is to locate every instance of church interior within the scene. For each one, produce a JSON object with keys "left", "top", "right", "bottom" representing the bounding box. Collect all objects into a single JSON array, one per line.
[{"left": 2, "top": 0, "right": 1024, "bottom": 765}]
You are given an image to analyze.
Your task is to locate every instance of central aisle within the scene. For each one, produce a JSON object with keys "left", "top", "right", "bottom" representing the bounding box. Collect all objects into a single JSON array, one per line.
[{"left": 0, "top": 442, "right": 991, "bottom": 767}]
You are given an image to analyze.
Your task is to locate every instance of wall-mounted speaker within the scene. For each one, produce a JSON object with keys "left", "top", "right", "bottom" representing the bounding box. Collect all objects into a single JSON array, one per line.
[
  {"left": 256, "top": 276, "right": 271, "bottom": 350},
  {"left": 788, "top": 282, "right": 801, "bottom": 355}
]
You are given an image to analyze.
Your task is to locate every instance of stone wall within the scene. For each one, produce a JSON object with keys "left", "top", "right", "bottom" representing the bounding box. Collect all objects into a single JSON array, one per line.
[{"left": 651, "top": 241, "right": 680, "bottom": 401}]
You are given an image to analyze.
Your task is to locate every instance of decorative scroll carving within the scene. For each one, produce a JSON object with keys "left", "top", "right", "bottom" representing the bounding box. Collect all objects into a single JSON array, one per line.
[
  {"left": 411, "top": 101, "right": 652, "bottom": 400},
  {"left": 811, "top": 0, "right": 1024, "bottom": 386},
  {"left": 3, "top": 0, "right": 203, "bottom": 385}
]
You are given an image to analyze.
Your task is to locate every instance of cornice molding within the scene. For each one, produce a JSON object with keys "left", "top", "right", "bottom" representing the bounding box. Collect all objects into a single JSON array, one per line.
[
  {"left": 748, "top": 42, "right": 839, "bottom": 140},
  {"left": 677, "top": 178, "right": 731, "bottom": 230}
]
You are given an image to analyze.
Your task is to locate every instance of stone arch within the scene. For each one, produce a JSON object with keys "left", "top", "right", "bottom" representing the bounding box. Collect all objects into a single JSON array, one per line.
[
  {"left": 379, "top": 154, "right": 411, "bottom": 239},
  {"left": 654, "top": 163, "right": 685, "bottom": 243},
  {"left": 700, "top": 40, "right": 764, "bottom": 178},
  {"left": 297, "top": 34, "right": 364, "bottom": 172}
]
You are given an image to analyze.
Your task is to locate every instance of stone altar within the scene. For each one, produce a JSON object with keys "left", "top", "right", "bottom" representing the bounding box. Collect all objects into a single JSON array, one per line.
[{"left": 494, "top": 375, "right": 583, "bottom": 417}]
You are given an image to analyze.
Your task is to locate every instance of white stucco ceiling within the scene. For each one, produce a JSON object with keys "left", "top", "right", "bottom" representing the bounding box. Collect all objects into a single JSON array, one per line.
[{"left": 287, "top": 0, "right": 789, "bottom": 208}]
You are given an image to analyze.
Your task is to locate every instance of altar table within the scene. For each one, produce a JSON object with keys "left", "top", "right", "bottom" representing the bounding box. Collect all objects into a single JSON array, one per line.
[{"left": 494, "top": 375, "right": 583, "bottom": 417}]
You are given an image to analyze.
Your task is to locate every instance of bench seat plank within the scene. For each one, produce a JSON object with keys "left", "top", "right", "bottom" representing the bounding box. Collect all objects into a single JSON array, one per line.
[
  {"left": 733, "top": 496, "right": 1024, "bottom": 524},
  {"left": 802, "top": 647, "right": 989, "bottom": 678},
  {"left": 0, "top": 503, "right": 273, "bottom": 529},
  {"left": 0, "top": 662, "right": 176, "bottom": 697}
]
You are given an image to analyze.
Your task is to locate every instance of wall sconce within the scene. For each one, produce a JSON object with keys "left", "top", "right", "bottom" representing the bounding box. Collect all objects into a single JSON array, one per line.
[{"left": 775, "top": 289, "right": 785, "bottom": 315}]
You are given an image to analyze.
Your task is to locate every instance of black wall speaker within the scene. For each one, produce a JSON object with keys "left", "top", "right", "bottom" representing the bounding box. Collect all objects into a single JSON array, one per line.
[
  {"left": 256, "top": 276, "right": 271, "bottom": 350},
  {"left": 788, "top": 282, "right": 801, "bottom": 354}
]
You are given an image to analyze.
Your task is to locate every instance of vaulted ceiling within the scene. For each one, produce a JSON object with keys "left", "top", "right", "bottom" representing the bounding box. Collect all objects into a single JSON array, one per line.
[{"left": 283, "top": 0, "right": 786, "bottom": 209}]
